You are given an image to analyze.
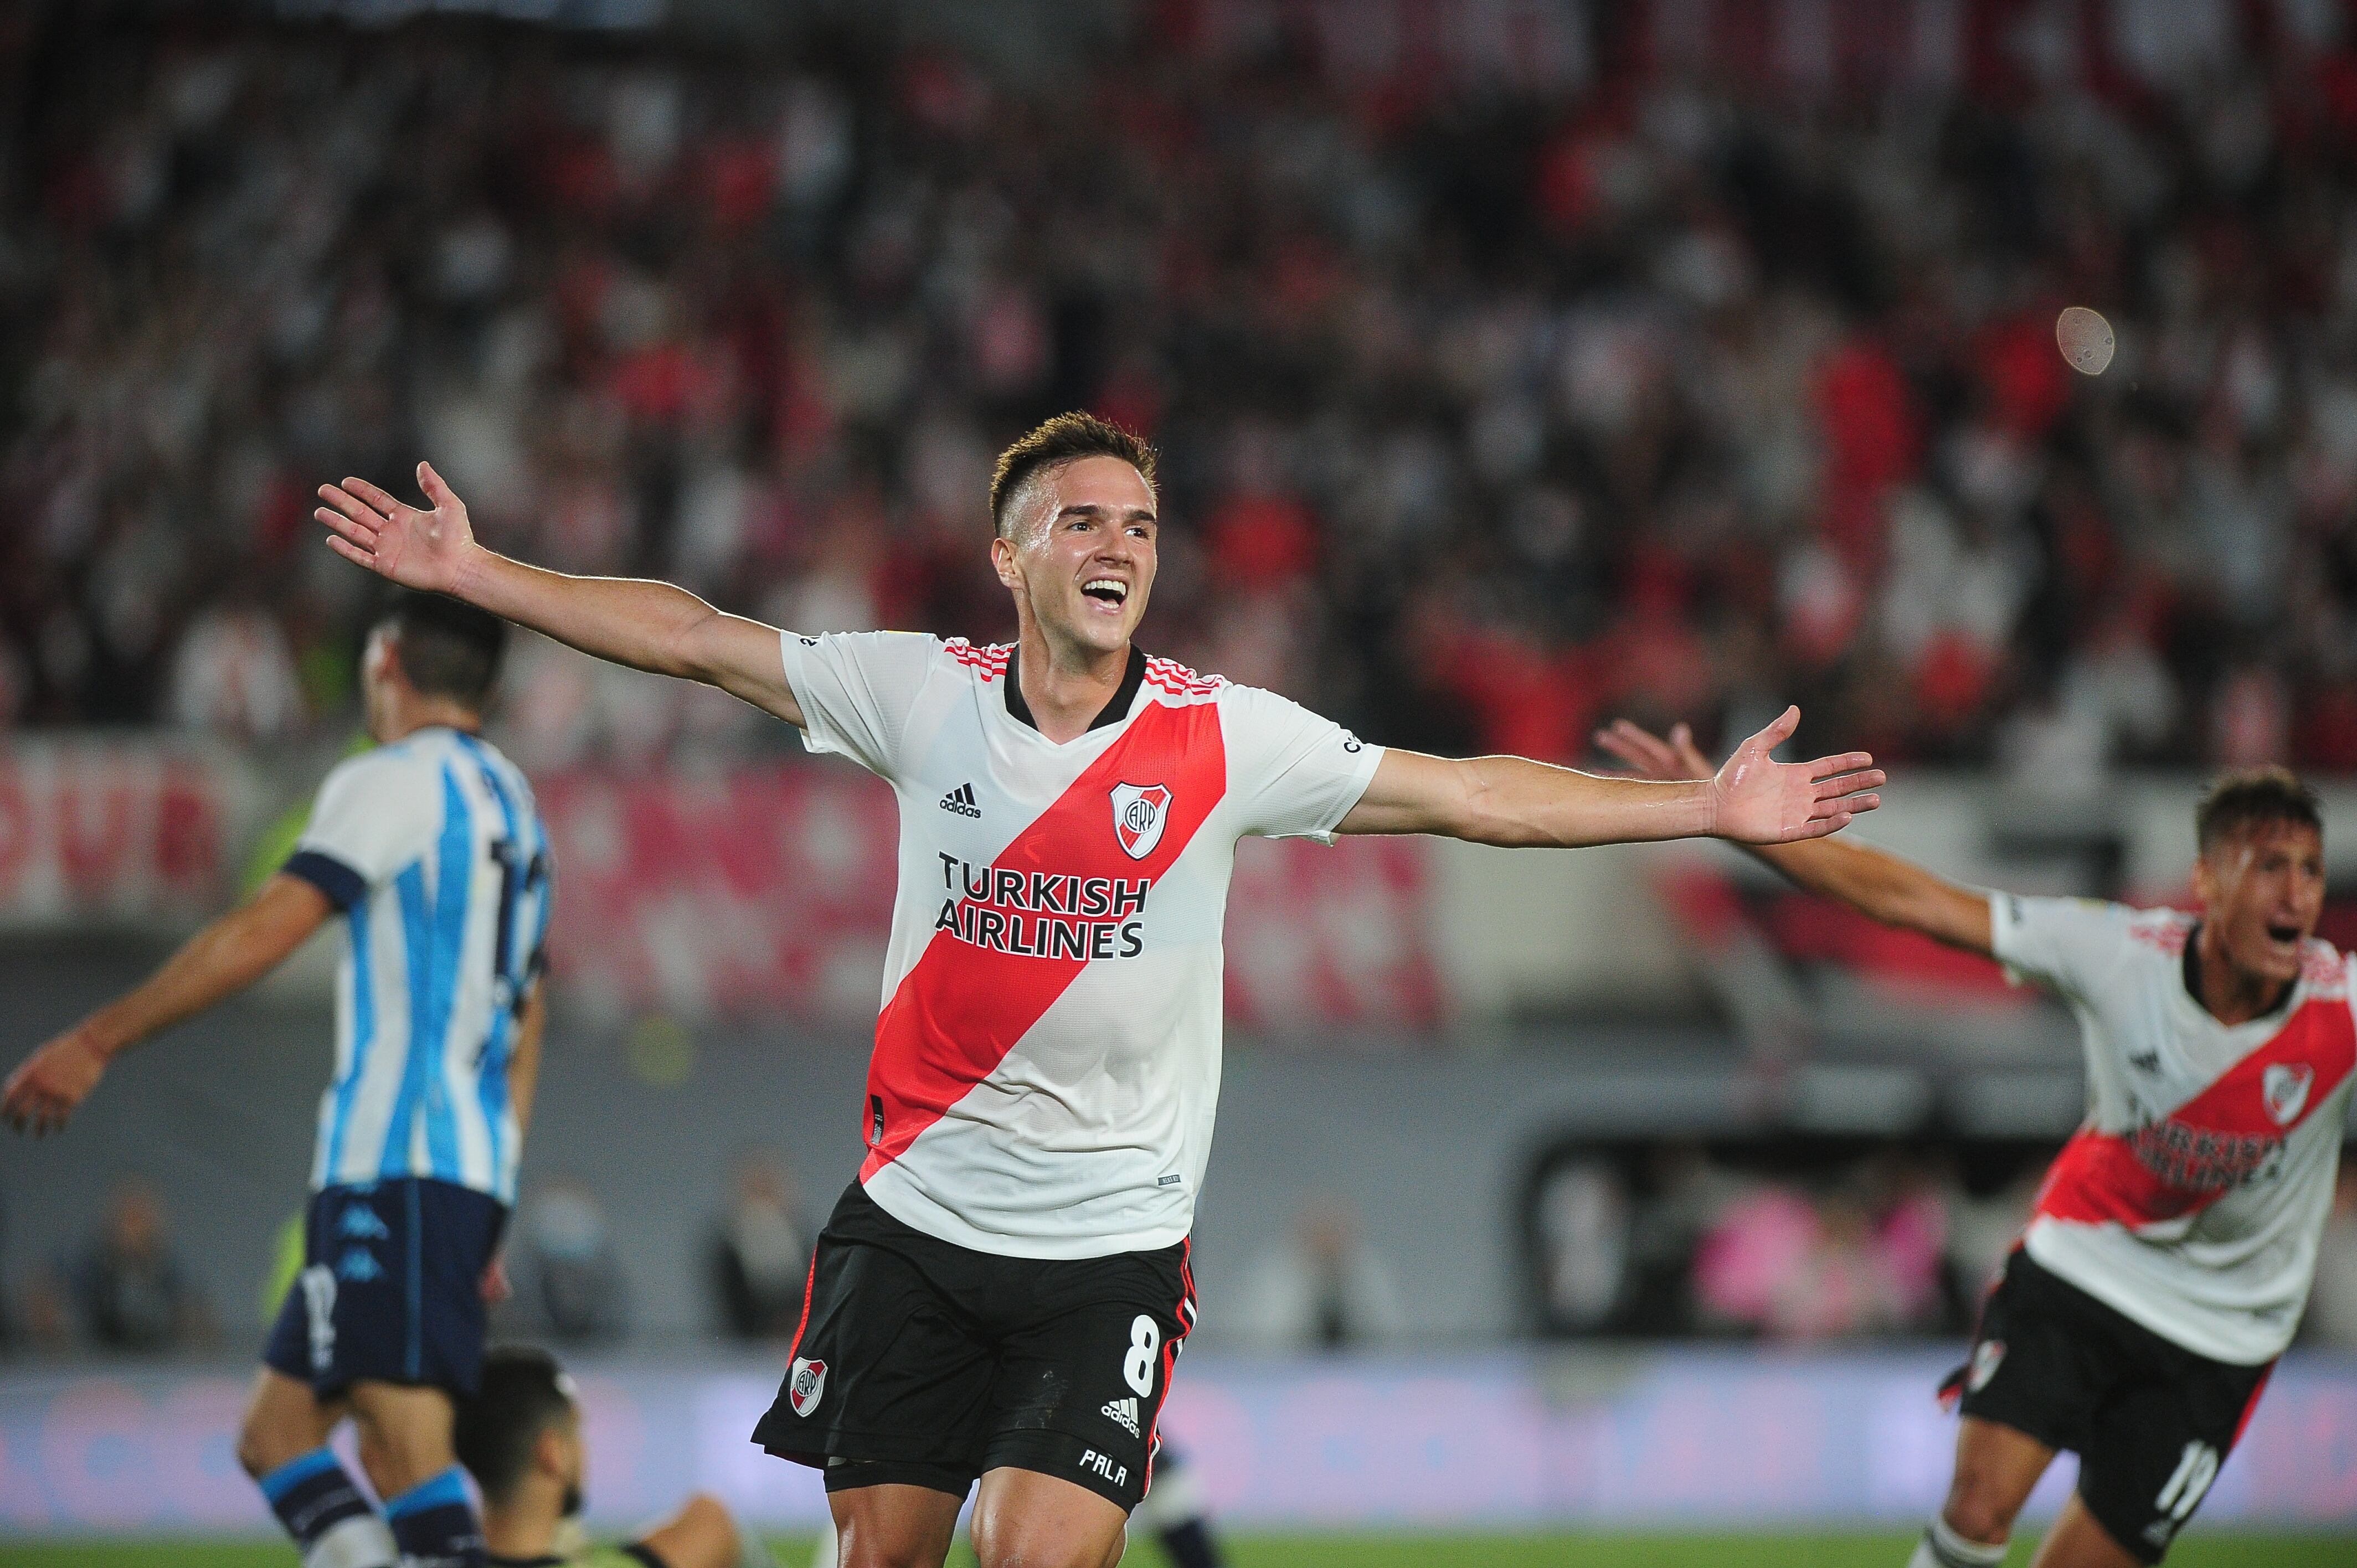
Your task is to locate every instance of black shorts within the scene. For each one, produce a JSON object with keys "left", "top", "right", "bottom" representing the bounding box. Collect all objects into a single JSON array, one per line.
[
  {"left": 750, "top": 1182, "right": 1196, "bottom": 1510},
  {"left": 261, "top": 1178, "right": 508, "bottom": 1400},
  {"left": 1946, "top": 1250, "right": 2274, "bottom": 1563}
]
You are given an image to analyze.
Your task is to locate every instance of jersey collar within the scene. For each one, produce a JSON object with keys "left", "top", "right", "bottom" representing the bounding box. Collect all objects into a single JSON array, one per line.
[
  {"left": 1003, "top": 644, "right": 1148, "bottom": 737},
  {"left": 2181, "top": 921, "right": 2297, "bottom": 1025}
]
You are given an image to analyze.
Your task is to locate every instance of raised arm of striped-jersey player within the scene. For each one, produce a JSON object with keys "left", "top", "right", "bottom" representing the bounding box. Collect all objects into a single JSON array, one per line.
[
  {"left": 316, "top": 463, "right": 806, "bottom": 729},
  {"left": 1, "top": 873, "right": 334, "bottom": 1137},
  {"left": 1594, "top": 717, "right": 1994, "bottom": 956},
  {"left": 1340, "top": 705, "right": 1883, "bottom": 849}
]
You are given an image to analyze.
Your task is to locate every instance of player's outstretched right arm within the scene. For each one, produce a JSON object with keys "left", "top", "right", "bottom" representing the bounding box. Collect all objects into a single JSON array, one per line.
[
  {"left": 1, "top": 874, "right": 333, "bottom": 1135},
  {"left": 1596, "top": 718, "right": 1994, "bottom": 957},
  {"left": 316, "top": 462, "right": 805, "bottom": 728}
]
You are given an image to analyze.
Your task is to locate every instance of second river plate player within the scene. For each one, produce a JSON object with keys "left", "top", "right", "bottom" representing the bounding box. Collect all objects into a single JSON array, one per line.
[{"left": 316, "top": 413, "right": 1884, "bottom": 1568}]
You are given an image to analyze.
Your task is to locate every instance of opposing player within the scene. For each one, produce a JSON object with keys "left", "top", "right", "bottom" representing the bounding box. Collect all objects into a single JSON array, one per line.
[
  {"left": 455, "top": 1344, "right": 774, "bottom": 1568},
  {"left": 3, "top": 592, "right": 553, "bottom": 1568},
  {"left": 313, "top": 414, "right": 1880, "bottom": 1568},
  {"left": 1598, "top": 720, "right": 2351, "bottom": 1568}
]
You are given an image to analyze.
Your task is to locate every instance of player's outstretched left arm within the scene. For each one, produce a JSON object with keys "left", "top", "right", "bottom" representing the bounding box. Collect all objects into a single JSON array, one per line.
[
  {"left": 316, "top": 463, "right": 806, "bottom": 728},
  {"left": 0, "top": 874, "right": 333, "bottom": 1136},
  {"left": 1337, "top": 705, "right": 1881, "bottom": 848}
]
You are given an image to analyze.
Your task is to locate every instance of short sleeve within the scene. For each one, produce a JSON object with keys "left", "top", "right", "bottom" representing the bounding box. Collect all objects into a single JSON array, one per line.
[
  {"left": 1989, "top": 893, "right": 2132, "bottom": 1000},
  {"left": 1222, "top": 685, "right": 1385, "bottom": 843},
  {"left": 780, "top": 631, "right": 941, "bottom": 782},
  {"left": 284, "top": 752, "right": 429, "bottom": 910}
]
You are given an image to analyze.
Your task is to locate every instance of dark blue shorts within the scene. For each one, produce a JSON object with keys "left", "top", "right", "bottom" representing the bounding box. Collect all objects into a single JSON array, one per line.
[{"left": 263, "top": 1179, "right": 508, "bottom": 1399}]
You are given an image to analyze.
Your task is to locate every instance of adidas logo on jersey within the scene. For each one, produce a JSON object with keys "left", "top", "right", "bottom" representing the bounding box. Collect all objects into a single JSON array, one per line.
[
  {"left": 1101, "top": 1396, "right": 1141, "bottom": 1438},
  {"left": 940, "top": 782, "right": 982, "bottom": 818}
]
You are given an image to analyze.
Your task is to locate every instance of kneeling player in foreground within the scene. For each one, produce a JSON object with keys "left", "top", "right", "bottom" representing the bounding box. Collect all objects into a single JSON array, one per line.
[
  {"left": 456, "top": 1345, "right": 775, "bottom": 1568},
  {"left": 317, "top": 414, "right": 1881, "bottom": 1568},
  {"left": 1602, "top": 720, "right": 2351, "bottom": 1568}
]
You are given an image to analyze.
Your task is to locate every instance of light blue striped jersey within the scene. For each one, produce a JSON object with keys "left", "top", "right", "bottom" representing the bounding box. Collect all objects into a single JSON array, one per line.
[{"left": 282, "top": 726, "right": 553, "bottom": 1204}]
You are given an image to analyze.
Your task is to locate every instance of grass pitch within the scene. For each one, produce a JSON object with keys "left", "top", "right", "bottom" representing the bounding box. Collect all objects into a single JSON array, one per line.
[{"left": 2, "top": 1533, "right": 2351, "bottom": 1567}]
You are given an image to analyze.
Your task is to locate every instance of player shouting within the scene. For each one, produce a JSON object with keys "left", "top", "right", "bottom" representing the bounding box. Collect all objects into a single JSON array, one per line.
[
  {"left": 1599, "top": 719, "right": 2351, "bottom": 1568},
  {"left": 314, "top": 414, "right": 1881, "bottom": 1568},
  {"left": 4, "top": 594, "right": 552, "bottom": 1568}
]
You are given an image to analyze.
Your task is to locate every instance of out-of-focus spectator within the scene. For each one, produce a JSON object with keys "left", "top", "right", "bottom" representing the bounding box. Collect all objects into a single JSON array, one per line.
[
  {"left": 1696, "top": 1157, "right": 1968, "bottom": 1342},
  {"left": 505, "top": 1180, "right": 629, "bottom": 1344},
  {"left": 1617, "top": 1142, "right": 1746, "bottom": 1335},
  {"left": 2302, "top": 1164, "right": 2357, "bottom": 1348},
  {"left": 1529, "top": 1158, "right": 1630, "bottom": 1334},
  {"left": 167, "top": 601, "right": 306, "bottom": 739},
  {"left": 1234, "top": 1197, "right": 1406, "bottom": 1353},
  {"left": 1531, "top": 1137, "right": 2034, "bottom": 1340},
  {"left": 711, "top": 1151, "right": 809, "bottom": 1342},
  {"left": 27, "top": 1179, "right": 215, "bottom": 1354}
]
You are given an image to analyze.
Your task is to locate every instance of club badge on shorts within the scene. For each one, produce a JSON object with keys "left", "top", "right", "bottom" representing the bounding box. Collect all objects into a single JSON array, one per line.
[
  {"left": 1111, "top": 783, "right": 1172, "bottom": 860},
  {"left": 2262, "top": 1063, "right": 2314, "bottom": 1126},
  {"left": 1967, "top": 1339, "right": 2005, "bottom": 1393},
  {"left": 790, "top": 1356, "right": 827, "bottom": 1417}
]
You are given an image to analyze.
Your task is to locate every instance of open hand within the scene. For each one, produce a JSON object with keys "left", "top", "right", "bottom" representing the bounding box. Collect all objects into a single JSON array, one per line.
[
  {"left": 1610, "top": 706, "right": 1882, "bottom": 845},
  {"left": 1595, "top": 717, "right": 1715, "bottom": 782},
  {"left": 2, "top": 1031, "right": 110, "bottom": 1137},
  {"left": 316, "top": 462, "right": 478, "bottom": 595}
]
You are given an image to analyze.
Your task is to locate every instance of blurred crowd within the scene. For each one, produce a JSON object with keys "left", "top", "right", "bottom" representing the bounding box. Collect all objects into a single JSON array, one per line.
[
  {"left": 5, "top": 4, "right": 2357, "bottom": 776},
  {"left": 0, "top": 1152, "right": 814, "bottom": 1356},
  {"left": 17, "top": 1139, "right": 2357, "bottom": 1356},
  {"left": 1525, "top": 1137, "right": 2357, "bottom": 1348}
]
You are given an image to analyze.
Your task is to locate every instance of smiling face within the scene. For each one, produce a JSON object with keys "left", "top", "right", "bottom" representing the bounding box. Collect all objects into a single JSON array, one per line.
[
  {"left": 2193, "top": 818, "right": 2327, "bottom": 989},
  {"left": 991, "top": 454, "right": 1158, "bottom": 658}
]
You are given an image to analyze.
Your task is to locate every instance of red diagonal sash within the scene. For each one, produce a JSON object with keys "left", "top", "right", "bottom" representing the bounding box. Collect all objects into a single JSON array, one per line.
[
  {"left": 2036, "top": 996, "right": 2356, "bottom": 1227},
  {"left": 860, "top": 700, "right": 1227, "bottom": 1180}
]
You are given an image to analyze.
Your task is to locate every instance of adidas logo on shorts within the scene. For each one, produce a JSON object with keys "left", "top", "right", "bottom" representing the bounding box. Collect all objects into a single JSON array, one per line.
[
  {"left": 1100, "top": 1395, "right": 1141, "bottom": 1438},
  {"left": 939, "top": 782, "right": 982, "bottom": 818}
]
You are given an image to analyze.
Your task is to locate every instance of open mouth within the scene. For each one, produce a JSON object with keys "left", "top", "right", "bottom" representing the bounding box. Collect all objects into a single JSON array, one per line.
[
  {"left": 1082, "top": 577, "right": 1129, "bottom": 609},
  {"left": 2266, "top": 923, "right": 2302, "bottom": 946}
]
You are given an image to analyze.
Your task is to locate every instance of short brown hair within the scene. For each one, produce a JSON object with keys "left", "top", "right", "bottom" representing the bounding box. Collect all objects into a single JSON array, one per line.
[
  {"left": 2195, "top": 766, "right": 2323, "bottom": 855},
  {"left": 988, "top": 412, "right": 1157, "bottom": 539},
  {"left": 454, "top": 1345, "right": 575, "bottom": 1507}
]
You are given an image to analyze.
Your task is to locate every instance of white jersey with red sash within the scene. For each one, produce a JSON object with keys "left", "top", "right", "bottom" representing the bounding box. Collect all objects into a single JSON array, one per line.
[
  {"left": 781, "top": 632, "right": 1383, "bottom": 1258},
  {"left": 1993, "top": 895, "right": 2357, "bottom": 1363}
]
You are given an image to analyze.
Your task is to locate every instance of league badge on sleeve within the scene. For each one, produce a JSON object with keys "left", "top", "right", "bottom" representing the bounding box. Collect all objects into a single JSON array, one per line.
[{"left": 1111, "top": 783, "right": 1172, "bottom": 860}]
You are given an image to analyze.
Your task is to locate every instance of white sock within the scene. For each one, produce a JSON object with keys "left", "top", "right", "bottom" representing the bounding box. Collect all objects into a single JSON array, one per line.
[
  {"left": 1907, "top": 1515, "right": 2008, "bottom": 1568},
  {"left": 302, "top": 1512, "right": 399, "bottom": 1568}
]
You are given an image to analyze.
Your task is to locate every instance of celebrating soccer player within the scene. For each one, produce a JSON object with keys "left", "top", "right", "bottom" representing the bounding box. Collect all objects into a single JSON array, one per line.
[
  {"left": 313, "top": 414, "right": 1881, "bottom": 1568},
  {"left": 1599, "top": 719, "right": 2351, "bottom": 1568},
  {"left": 4, "top": 594, "right": 552, "bottom": 1568}
]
